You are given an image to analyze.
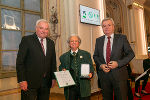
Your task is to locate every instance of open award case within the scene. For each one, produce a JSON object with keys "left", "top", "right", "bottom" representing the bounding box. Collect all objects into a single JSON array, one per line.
[{"left": 80, "top": 64, "right": 90, "bottom": 78}]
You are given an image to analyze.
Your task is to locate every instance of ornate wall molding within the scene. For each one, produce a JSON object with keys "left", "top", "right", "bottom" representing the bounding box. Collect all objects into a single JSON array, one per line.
[{"left": 105, "top": 0, "right": 124, "bottom": 34}]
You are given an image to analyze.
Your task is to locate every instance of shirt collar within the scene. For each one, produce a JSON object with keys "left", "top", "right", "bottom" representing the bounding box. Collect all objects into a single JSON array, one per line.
[
  {"left": 38, "top": 37, "right": 46, "bottom": 41},
  {"left": 105, "top": 33, "right": 114, "bottom": 39},
  {"left": 71, "top": 49, "right": 78, "bottom": 54}
]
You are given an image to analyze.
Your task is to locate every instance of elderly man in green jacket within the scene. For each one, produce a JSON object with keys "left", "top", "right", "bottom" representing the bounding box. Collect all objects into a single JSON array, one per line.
[{"left": 59, "top": 34, "right": 94, "bottom": 100}]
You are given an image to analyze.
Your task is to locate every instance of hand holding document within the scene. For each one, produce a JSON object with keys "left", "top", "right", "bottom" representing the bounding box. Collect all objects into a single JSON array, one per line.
[
  {"left": 54, "top": 70, "right": 75, "bottom": 88},
  {"left": 80, "top": 64, "right": 90, "bottom": 78}
]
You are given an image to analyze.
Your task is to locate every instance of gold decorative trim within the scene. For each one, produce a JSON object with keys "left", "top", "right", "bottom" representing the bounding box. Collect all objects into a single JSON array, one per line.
[
  {"left": 0, "top": 88, "right": 20, "bottom": 96},
  {"left": 133, "top": 2, "right": 143, "bottom": 8},
  {"left": 128, "top": 2, "right": 144, "bottom": 9}
]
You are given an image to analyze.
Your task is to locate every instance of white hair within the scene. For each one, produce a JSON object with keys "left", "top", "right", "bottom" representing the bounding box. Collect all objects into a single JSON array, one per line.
[
  {"left": 36, "top": 19, "right": 50, "bottom": 28},
  {"left": 67, "top": 34, "right": 81, "bottom": 44}
]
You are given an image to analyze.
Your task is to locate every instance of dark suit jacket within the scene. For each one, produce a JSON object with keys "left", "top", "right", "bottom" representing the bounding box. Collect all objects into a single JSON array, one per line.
[
  {"left": 16, "top": 33, "right": 56, "bottom": 89},
  {"left": 93, "top": 34, "right": 135, "bottom": 83},
  {"left": 143, "top": 58, "right": 150, "bottom": 71},
  {"left": 59, "top": 49, "right": 94, "bottom": 97}
]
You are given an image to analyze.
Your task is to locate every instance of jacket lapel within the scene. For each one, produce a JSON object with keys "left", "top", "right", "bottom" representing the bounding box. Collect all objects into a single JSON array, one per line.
[
  {"left": 46, "top": 38, "right": 50, "bottom": 56},
  {"left": 32, "top": 33, "right": 45, "bottom": 56},
  {"left": 77, "top": 49, "right": 82, "bottom": 63},
  {"left": 65, "top": 51, "right": 71, "bottom": 69},
  {"left": 110, "top": 34, "right": 118, "bottom": 59},
  {"left": 101, "top": 36, "right": 105, "bottom": 63}
]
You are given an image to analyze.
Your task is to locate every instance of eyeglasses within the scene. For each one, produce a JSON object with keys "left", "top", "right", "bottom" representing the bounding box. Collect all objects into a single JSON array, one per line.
[{"left": 70, "top": 40, "right": 79, "bottom": 43}]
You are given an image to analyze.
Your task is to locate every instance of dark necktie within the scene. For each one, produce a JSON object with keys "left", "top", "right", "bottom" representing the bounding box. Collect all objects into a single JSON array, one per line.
[
  {"left": 72, "top": 52, "right": 77, "bottom": 56},
  {"left": 40, "top": 39, "right": 45, "bottom": 55},
  {"left": 106, "top": 36, "right": 111, "bottom": 64},
  {"left": 71, "top": 52, "right": 78, "bottom": 82}
]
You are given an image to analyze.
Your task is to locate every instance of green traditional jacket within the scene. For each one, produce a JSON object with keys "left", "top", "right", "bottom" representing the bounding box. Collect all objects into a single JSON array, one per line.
[{"left": 59, "top": 49, "right": 94, "bottom": 99}]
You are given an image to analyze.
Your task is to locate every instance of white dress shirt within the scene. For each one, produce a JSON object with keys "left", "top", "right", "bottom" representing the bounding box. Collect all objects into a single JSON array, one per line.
[
  {"left": 38, "top": 37, "right": 47, "bottom": 55},
  {"left": 103, "top": 34, "right": 114, "bottom": 62},
  {"left": 71, "top": 49, "right": 78, "bottom": 55}
]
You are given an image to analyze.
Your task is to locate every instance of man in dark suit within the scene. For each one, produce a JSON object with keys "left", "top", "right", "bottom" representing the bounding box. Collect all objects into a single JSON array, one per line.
[
  {"left": 93, "top": 18, "right": 135, "bottom": 100},
  {"left": 16, "top": 19, "right": 56, "bottom": 100},
  {"left": 59, "top": 34, "right": 94, "bottom": 100}
]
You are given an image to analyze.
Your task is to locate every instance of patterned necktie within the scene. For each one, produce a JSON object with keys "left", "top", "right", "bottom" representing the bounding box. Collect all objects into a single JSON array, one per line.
[
  {"left": 106, "top": 36, "right": 111, "bottom": 64},
  {"left": 40, "top": 39, "right": 45, "bottom": 55},
  {"left": 72, "top": 52, "right": 78, "bottom": 82}
]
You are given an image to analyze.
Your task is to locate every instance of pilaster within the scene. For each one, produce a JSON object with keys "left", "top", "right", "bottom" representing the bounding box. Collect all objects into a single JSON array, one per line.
[
  {"left": 126, "top": 0, "right": 147, "bottom": 73},
  {"left": 127, "top": 0, "right": 147, "bottom": 59}
]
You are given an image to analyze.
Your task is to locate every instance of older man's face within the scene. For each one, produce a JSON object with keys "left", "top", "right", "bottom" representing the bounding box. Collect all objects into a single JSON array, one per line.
[
  {"left": 35, "top": 21, "right": 49, "bottom": 39},
  {"left": 69, "top": 36, "right": 80, "bottom": 51},
  {"left": 102, "top": 20, "right": 114, "bottom": 36}
]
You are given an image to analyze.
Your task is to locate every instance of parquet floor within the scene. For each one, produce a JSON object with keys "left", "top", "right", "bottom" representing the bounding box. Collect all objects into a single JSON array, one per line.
[
  {"left": 49, "top": 77, "right": 150, "bottom": 100},
  {"left": 49, "top": 83, "right": 102, "bottom": 100},
  {"left": 49, "top": 92, "right": 102, "bottom": 100}
]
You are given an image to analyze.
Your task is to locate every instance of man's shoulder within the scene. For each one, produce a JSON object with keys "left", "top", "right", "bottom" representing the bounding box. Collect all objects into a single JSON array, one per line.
[
  {"left": 46, "top": 37, "right": 53, "bottom": 41},
  {"left": 79, "top": 49, "right": 90, "bottom": 55},
  {"left": 115, "top": 33, "right": 126, "bottom": 38},
  {"left": 95, "top": 35, "right": 105, "bottom": 43},
  {"left": 96, "top": 35, "right": 105, "bottom": 40},
  {"left": 60, "top": 51, "right": 70, "bottom": 58},
  {"left": 46, "top": 37, "right": 54, "bottom": 43},
  {"left": 21, "top": 34, "right": 35, "bottom": 41},
  {"left": 143, "top": 58, "right": 150, "bottom": 62}
]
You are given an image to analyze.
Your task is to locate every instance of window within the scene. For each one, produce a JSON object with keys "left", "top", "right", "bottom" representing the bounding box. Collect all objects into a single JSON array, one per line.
[{"left": 0, "top": 0, "right": 42, "bottom": 72}]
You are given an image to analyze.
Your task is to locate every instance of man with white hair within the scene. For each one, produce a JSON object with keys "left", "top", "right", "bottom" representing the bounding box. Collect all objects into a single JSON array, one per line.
[{"left": 16, "top": 19, "right": 56, "bottom": 100}]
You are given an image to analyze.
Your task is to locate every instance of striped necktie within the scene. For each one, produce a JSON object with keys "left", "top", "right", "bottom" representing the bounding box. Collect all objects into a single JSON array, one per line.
[
  {"left": 106, "top": 36, "right": 111, "bottom": 64},
  {"left": 40, "top": 39, "right": 45, "bottom": 55}
]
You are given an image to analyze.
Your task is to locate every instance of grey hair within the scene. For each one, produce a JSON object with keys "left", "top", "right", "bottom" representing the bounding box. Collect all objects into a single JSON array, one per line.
[
  {"left": 101, "top": 18, "right": 115, "bottom": 26},
  {"left": 67, "top": 34, "right": 81, "bottom": 44},
  {"left": 36, "top": 19, "right": 50, "bottom": 28}
]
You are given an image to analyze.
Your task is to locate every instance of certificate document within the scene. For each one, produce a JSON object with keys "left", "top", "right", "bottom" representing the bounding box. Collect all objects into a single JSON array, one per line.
[
  {"left": 54, "top": 70, "right": 75, "bottom": 88},
  {"left": 80, "top": 64, "right": 90, "bottom": 78}
]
